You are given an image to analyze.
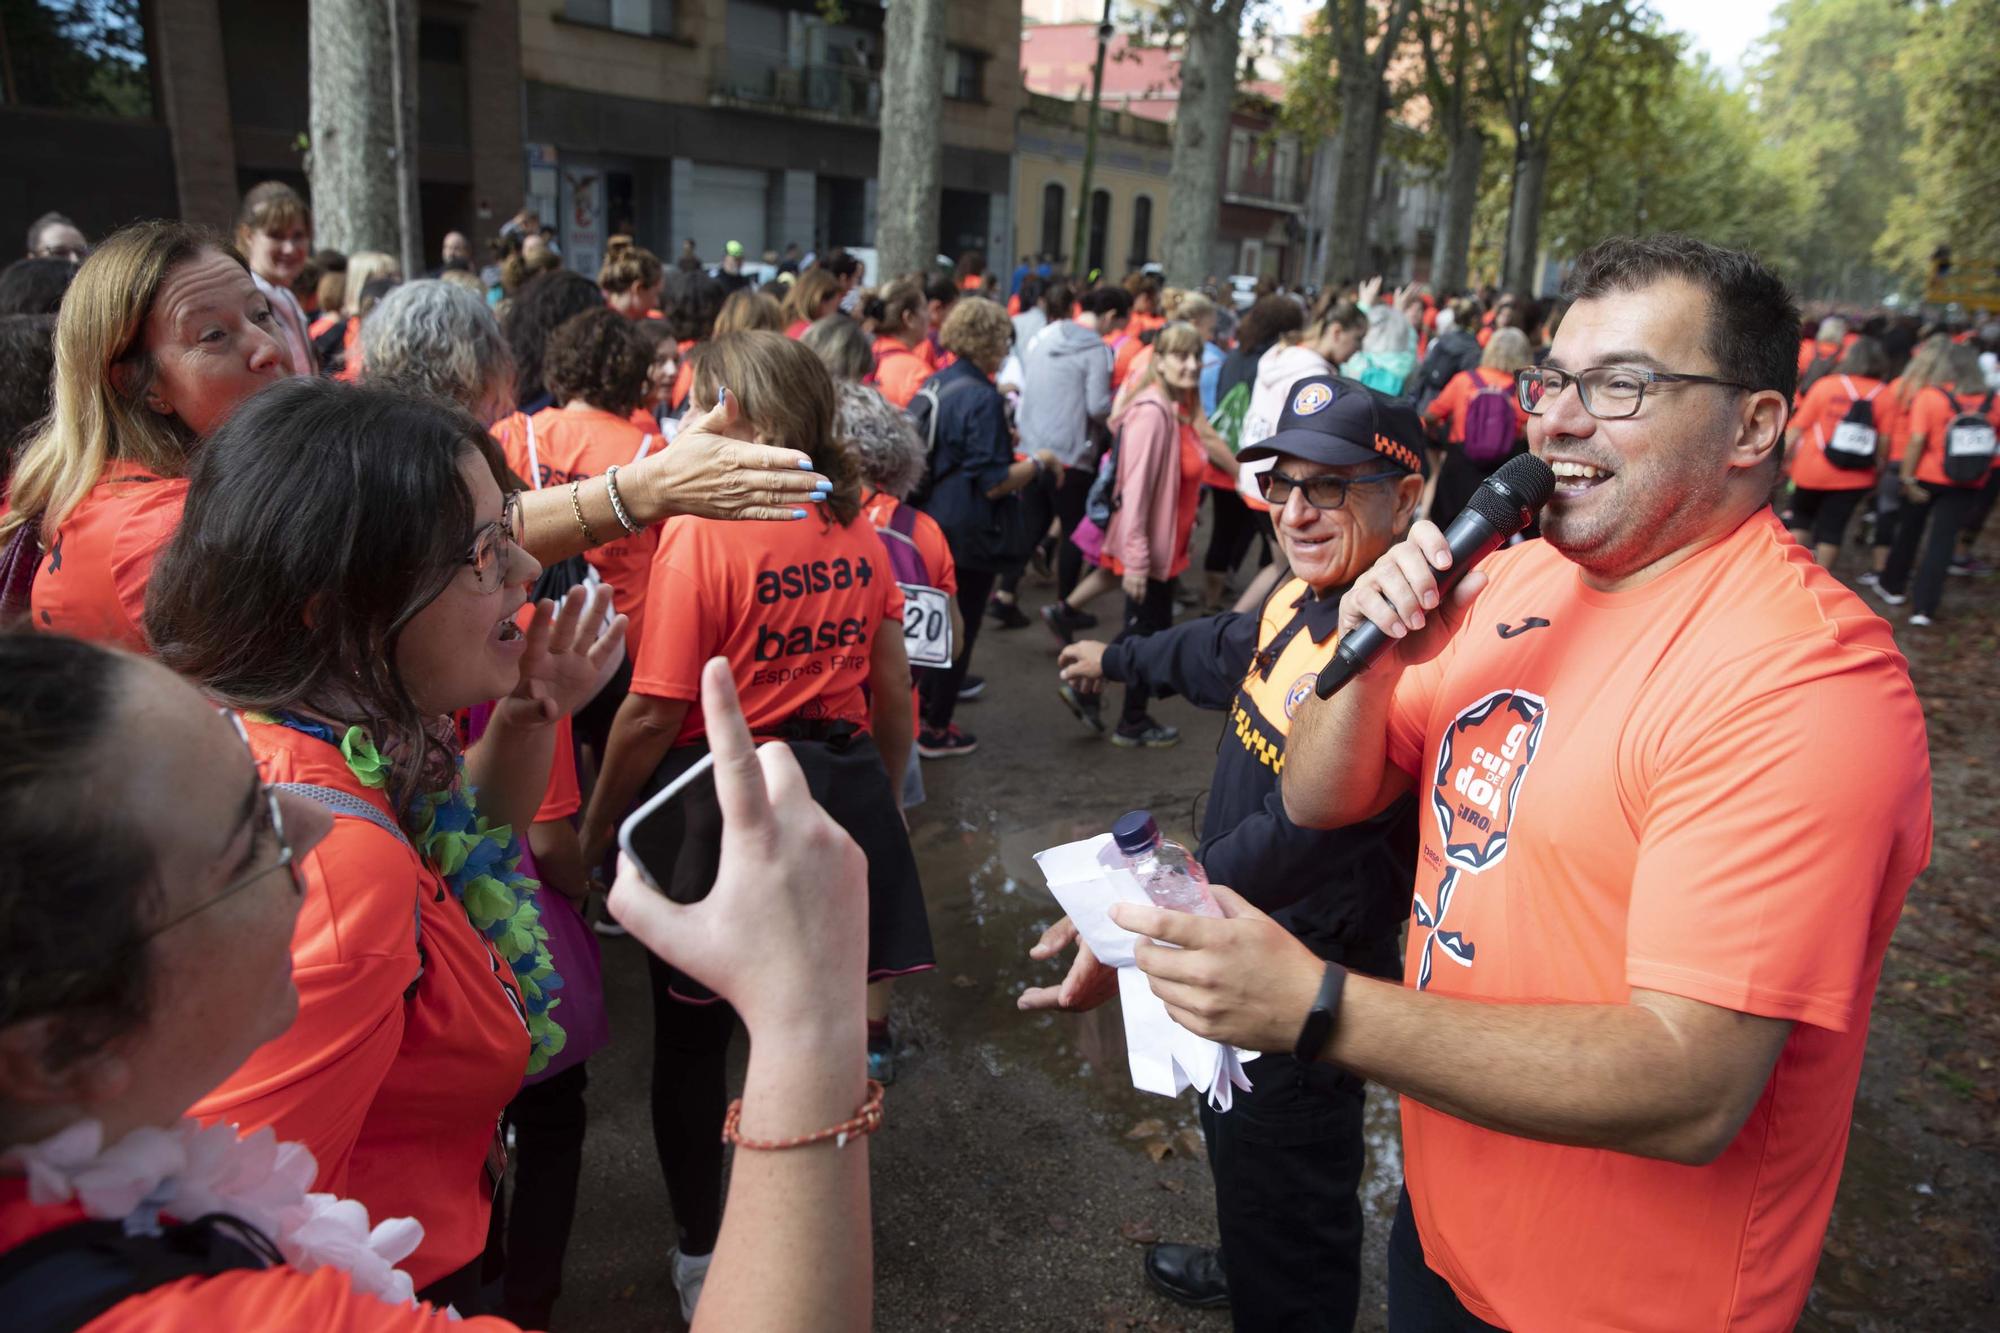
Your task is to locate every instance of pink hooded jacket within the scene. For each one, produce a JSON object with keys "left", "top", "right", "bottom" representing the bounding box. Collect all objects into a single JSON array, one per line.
[{"left": 1103, "top": 387, "right": 1190, "bottom": 581}]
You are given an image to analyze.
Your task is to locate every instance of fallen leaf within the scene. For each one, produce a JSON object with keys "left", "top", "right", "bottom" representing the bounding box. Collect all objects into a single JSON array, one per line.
[
  {"left": 1176, "top": 1128, "right": 1206, "bottom": 1160},
  {"left": 1159, "top": 1178, "right": 1185, "bottom": 1194},
  {"left": 1144, "top": 1140, "right": 1173, "bottom": 1162},
  {"left": 953, "top": 974, "right": 977, "bottom": 988},
  {"left": 1120, "top": 1219, "right": 1160, "bottom": 1244},
  {"left": 1126, "top": 1118, "right": 1167, "bottom": 1140}
]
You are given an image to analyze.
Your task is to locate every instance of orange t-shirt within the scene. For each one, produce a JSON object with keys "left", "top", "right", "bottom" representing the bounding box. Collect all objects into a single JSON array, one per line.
[
  {"left": 669, "top": 339, "right": 699, "bottom": 413},
  {"left": 1422, "top": 366, "right": 1529, "bottom": 445},
  {"left": 1111, "top": 329, "right": 1152, "bottom": 389},
  {"left": 0, "top": 1181, "right": 521, "bottom": 1332},
  {"left": 194, "top": 720, "right": 531, "bottom": 1291},
  {"left": 871, "top": 335, "right": 931, "bottom": 409},
  {"left": 1380, "top": 511, "right": 1931, "bottom": 1332},
  {"left": 29, "top": 467, "right": 187, "bottom": 653},
  {"left": 1797, "top": 338, "right": 1842, "bottom": 377},
  {"left": 1788, "top": 374, "right": 1885, "bottom": 491},
  {"left": 860, "top": 490, "right": 958, "bottom": 596},
  {"left": 1905, "top": 383, "right": 2000, "bottom": 487},
  {"left": 1876, "top": 377, "right": 1912, "bottom": 462},
  {"left": 493, "top": 406, "right": 661, "bottom": 652},
  {"left": 630, "top": 506, "right": 904, "bottom": 746}
]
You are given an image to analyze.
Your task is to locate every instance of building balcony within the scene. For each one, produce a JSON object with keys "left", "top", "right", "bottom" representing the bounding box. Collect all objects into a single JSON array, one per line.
[{"left": 708, "top": 47, "right": 880, "bottom": 125}]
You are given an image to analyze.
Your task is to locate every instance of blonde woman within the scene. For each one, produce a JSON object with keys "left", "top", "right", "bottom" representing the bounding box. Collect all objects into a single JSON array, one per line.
[
  {"left": 783, "top": 268, "right": 841, "bottom": 338},
  {"left": 313, "top": 249, "right": 402, "bottom": 379},
  {"left": 714, "top": 287, "right": 785, "bottom": 336}
]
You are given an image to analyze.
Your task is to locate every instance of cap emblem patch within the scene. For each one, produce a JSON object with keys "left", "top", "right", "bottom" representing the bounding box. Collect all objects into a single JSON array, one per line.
[{"left": 1292, "top": 383, "right": 1334, "bottom": 416}]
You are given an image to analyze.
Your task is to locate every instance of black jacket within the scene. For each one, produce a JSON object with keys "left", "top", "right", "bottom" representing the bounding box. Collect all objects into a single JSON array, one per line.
[
  {"left": 1413, "top": 329, "right": 1483, "bottom": 415},
  {"left": 1101, "top": 578, "right": 1417, "bottom": 978}
]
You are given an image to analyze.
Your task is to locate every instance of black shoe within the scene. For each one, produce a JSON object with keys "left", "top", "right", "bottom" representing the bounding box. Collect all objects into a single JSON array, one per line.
[
  {"left": 1144, "top": 1243, "right": 1229, "bottom": 1310},
  {"left": 917, "top": 724, "right": 978, "bottom": 758},
  {"left": 1111, "top": 718, "right": 1181, "bottom": 749},
  {"left": 988, "top": 597, "right": 1031, "bottom": 629},
  {"left": 1041, "top": 602, "right": 1079, "bottom": 646},
  {"left": 1056, "top": 681, "right": 1106, "bottom": 734},
  {"left": 957, "top": 674, "right": 986, "bottom": 702}
]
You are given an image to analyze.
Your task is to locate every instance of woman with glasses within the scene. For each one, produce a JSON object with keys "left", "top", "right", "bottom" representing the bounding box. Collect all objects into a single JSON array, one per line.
[
  {"left": 1082, "top": 322, "right": 1237, "bottom": 749},
  {"left": 0, "top": 632, "right": 876, "bottom": 1331},
  {"left": 142, "top": 377, "right": 624, "bottom": 1308}
]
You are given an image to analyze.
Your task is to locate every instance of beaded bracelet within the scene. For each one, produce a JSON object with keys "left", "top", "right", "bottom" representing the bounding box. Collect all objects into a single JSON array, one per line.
[
  {"left": 722, "top": 1079, "right": 885, "bottom": 1151},
  {"left": 604, "top": 465, "right": 642, "bottom": 536},
  {"left": 568, "top": 479, "right": 599, "bottom": 547}
]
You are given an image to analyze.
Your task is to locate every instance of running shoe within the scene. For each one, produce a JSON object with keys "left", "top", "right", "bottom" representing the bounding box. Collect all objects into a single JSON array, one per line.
[
  {"left": 670, "top": 1247, "right": 713, "bottom": 1323},
  {"left": 957, "top": 674, "right": 986, "bottom": 701},
  {"left": 1949, "top": 556, "right": 1992, "bottom": 577},
  {"left": 1857, "top": 571, "right": 1883, "bottom": 593},
  {"left": 1868, "top": 578, "right": 1907, "bottom": 606},
  {"left": 1041, "top": 601, "right": 1094, "bottom": 646},
  {"left": 918, "top": 724, "right": 978, "bottom": 758},
  {"left": 989, "top": 597, "right": 1031, "bottom": 629},
  {"left": 867, "top": 1030, "right": 898, "bottom": 1085},
  {"left": 1057, "top": 680, "right": 1106, "bottom": 734},
  {"left": 1111, "top": 718, "right": 1181, "bottom": 749},
  {"left": 1907, "top": 613, "right": 1934, "bottom": 627}
]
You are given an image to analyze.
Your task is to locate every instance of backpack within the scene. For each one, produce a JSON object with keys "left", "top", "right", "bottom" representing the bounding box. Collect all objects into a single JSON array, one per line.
[
  {"left": 1085, "top": 398, "right": 1173, "bottom": 529},
  {"left": 1799, "top": 348, "right": 1838, "bottom": 400},
  {"left": 1938, "top": 386, "right": 1999, "bottom": 484},
  {"left": 873, "top": 501, "right": 953, "bottom": 671},
  {"left": 905, "top": 375, "right": 981, "bottom": 507},
  {"left": 1822, "top": 377, "right": 1881, "bottom": 471},
  {"left": 0, "top": 1213, "right": 280, "bottom": 1333},
  {"left": 1461, "top": 375, "right": 1519, "bottom": 464},
  {"left": 1349, "top": 353, "right": 1408, "bottom": 397}
]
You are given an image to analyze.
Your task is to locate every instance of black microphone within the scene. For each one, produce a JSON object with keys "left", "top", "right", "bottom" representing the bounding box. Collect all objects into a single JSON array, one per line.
[{"left": 1315, "top": 453, "right": 1556, "bottom": 699}]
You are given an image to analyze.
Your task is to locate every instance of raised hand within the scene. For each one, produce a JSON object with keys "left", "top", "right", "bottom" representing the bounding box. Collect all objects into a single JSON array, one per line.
[
  {"left": 503, "top": 583, "right": 626, "bottom": 726},
  {"left": 1017, "top": 916, "right": 1117, "bottom": 1013},
  {"left": 636, "top": 390, "right": 833, "bottom": 522}
]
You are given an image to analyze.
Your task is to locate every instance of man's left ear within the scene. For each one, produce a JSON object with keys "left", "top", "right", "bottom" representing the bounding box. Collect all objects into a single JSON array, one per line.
[
  {"left": 1393, "top": 471, "right": 1425, "bottom": 527},
  {"left": 1731, "top": 390, "right": 1789, "bottom": 473}
]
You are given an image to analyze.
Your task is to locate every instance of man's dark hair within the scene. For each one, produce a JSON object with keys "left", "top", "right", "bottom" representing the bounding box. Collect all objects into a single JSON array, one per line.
[
  {"left": 924, "top": 274, "right": 960, "bottom": 307},
  {"left": 0, "top": 314, "right": 56, "bottom": 474},
  {"left": 0, "top": 257, "right": 76, "bottom": 316},
  {"left": 664, "top": 270, "right": 725, "bottom": 343},
  {"left": 1018, "top": 275, "right": 1046, "bottom": 312},
  {"left": 1080, "top": 285, "right": 1132, "bottom": 320},
  {"left": 1564, "top": 234, "right": 1800, "bottom": 404},
  {"left": 1040, "top": 280, "right": 1075, "bottom": 322},
  {"left": 503, "top": 270, "right": 606, "bottom": 407},
  {"left": 824, "top": 252, "right": 860, "bottom": 282},
  {"left": 545, "top": 308, "right": 652, "bottom": 416}
]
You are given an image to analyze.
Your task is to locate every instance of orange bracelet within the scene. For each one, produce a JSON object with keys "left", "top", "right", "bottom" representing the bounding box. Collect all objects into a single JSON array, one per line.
[{"left": 722, "top": 1080, "right": 885, "bottom": 1151}]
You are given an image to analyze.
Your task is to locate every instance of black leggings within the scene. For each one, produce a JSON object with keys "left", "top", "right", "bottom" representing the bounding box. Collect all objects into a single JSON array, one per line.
[
  {"left": 1881, "top": 481, "right": 1981, "bottom": 617},
  {"left": 482, "top": 1062, "right": 589, "bottom": 1327},
  {"left": 919, "top": 566, "right": 996, "bottom": 731},
  {"left": 646, "top": 969, "right": 737, "bottom": 1257},
  {"left": 1114, "top": 577, "right": 1177, "bottom": 729},
  {"left": 1203, "top": 487, "right": 1268, "bottom": 577}
]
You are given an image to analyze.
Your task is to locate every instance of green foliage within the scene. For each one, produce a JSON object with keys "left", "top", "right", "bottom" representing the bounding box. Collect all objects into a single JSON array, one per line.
[
  {"left": 1745, "top": 0, "right": 1915, "bottom": 300},
  {"left": 0, "top": 0, "right": 153, "bottom": 118},
  {"left": 1877, "top": 0, "right": 2000, "bottom": 285}
]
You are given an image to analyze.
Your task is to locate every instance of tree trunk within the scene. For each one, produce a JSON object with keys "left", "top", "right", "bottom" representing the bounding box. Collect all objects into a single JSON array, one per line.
[
  {"left": 1161, "top": 0, "right": 1245, "bottom": 289},
  {"left": 1323, "top": 56, "right": 1385, "bottom": 286},
  {"left": 309, "top": 0, "right": 415, "bottom": 258},
  {"left": 1503, "top": 141, "right": 1549, "bottom": 295},
  {"left": 1431, "top": 121, "right": 1482, "bottom": 293},
  {"left": 875, "top": 0, "right": 946, "bottom": 279}
]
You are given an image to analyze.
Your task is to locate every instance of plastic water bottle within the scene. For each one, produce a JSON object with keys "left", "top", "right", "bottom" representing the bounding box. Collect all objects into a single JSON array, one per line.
[{"left": 1112, "top": 810, "right": 1223, "bottom": 918}]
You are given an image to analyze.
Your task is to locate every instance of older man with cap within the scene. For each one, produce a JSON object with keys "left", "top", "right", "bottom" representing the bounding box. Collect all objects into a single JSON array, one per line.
[{"left": 1025, "top": 375, "right": 1426, "bottom": 1331}]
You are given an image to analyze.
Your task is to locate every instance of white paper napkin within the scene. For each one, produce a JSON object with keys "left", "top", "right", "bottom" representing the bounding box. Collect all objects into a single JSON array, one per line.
[{"left": 1032, "top": 834, "right": 1256, "bottom": 1110}]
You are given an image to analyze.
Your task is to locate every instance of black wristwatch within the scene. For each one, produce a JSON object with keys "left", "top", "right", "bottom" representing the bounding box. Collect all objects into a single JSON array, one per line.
[{"left": 1292, "top": 961, "right": 1348, "bottom": 1064}]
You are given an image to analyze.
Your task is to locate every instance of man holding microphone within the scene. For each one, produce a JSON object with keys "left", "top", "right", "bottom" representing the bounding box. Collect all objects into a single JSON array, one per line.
[{"left": 1111, "top": 235, "right": 1933, "bottom": 1332}]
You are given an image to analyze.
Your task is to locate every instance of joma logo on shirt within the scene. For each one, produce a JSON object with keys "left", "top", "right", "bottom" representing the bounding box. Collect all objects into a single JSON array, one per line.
[{"left": 1412, "top": 688, "right": 1548, "bottom": 990}]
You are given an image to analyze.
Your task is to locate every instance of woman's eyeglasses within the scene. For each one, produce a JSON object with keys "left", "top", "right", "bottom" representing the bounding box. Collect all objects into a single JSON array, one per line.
[{"left": 465, "top": 491, "right": 525, "bottom": 594}]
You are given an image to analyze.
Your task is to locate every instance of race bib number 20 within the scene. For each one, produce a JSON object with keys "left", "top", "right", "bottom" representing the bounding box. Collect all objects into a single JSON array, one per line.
[{"left": 899, "top": 583, "right": 954, "bottom": 668}]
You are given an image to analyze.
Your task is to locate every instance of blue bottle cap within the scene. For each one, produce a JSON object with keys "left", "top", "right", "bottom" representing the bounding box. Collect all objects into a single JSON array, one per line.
[{"left": 1112, "top": 810, "right": 1161, "bottom": 857}]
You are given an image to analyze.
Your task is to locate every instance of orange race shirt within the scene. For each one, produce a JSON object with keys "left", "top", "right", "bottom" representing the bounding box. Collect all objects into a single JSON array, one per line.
[
  {"left": 493, "top": 406, "right": 661, "bottom": 651},
  {"left": 29, "top": 467, "right": 187, "bottom": 653},
  {"left": 1423, "top": 366, "right": 1530, "bottom": 445},
  {"left": 1789, "top": 374, "right": 1885, "bottom": 491},
  {"left": 193, "top": 719, "right": 531, "bottom": 1292},
  {"left": 1905, "top": 384, "right": 2000, "bottom": 487},
  {"left": 0, "top": 1181, "right": 519, "bottom": 1332},
  {"left": 871, "top": 335, "right": 931, "bottom": 409},
  {"left": 1380, "top": 510, "right": 1931, "bottom": 1332},
  {"left": 630, "top": 506, "right": 903, "bottom": 745}
]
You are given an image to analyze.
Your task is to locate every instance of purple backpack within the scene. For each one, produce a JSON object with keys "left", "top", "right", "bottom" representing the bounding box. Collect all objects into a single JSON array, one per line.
[
  {"left": 1461, "top": 377, "right": 1519, "bottom": 464},
  {"left": 873, "top": 500, "right": 931, "bottom": 586}
]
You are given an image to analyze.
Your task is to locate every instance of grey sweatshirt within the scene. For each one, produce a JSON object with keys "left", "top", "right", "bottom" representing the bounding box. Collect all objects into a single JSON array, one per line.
[{"left": 1018, "top": 320, "right": 1114, "bottom": 467}]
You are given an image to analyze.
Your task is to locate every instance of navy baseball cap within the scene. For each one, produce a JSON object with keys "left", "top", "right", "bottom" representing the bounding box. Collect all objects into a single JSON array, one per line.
[{"left": 1237, "top": 375, "right": 1427, "bottom": 475}]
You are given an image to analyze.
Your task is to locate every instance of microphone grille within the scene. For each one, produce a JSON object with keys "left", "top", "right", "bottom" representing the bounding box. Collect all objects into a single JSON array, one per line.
[{"left": 1465, "top": 453, "right": 1556, "bottom": 533}]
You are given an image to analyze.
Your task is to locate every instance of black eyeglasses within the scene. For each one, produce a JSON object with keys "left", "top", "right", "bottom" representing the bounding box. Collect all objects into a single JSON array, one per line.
[
  {"left": 1257, "top": 468, "right": 1406, "bottom": 511},
  {"left": 1515, "top": 365, "right": 1752, "bottom": 420},
  {"left": 140, "top": 712, "right": 301, "bottom": 941},
  {"left": 464, "top": 491, "right": 525, "bottom": 594}
]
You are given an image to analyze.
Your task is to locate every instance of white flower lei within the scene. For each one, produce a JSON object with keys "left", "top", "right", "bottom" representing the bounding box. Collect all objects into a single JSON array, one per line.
[{"left": 2, "top": 1118, "right": 427, "bottom": 1311}]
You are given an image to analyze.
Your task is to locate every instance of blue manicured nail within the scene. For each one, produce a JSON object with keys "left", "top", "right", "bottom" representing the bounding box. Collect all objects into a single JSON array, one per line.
[
  {"left": 798, "top": 458, "right": 815, "bottom": 469},
  {"left": 791, "top": 508, "right": 808, "bottom": 519},
  {"left": 814, "top": 483, "right": 833, "bottom": 497}
]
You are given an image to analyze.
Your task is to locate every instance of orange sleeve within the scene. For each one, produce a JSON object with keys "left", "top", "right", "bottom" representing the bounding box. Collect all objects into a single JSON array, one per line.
[
  {"left": 191, "top": 823, "right": 419, "bottom": 1197},
  {"left": 916, "top": 512, "right": 958, "bottom": 596},
  {"left": 1624, "top": 643, "right": 1931, "bottom": 1031},
  {"left": 1425, "top": 372, "right": 1467, "bottom": 426},
  {"left": 628, "top": 527, "right": 718, "bottom": 702},
  {"left": 535, "top": 715, "right": 581, "bottom": 822},
  {"left": 109, "top": 484, "right": 187, "bottom": 646}
]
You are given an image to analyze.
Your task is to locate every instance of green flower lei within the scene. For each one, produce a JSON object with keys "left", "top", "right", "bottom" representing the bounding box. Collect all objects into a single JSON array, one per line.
[{"left": 263, "top": 714, "right": 566, "bottom": 1075}]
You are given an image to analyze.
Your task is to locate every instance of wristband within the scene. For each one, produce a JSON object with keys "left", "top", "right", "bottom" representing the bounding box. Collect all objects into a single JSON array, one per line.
[
  {"left": 1292, "top": 961, "right": 1348, "bottom": 1064},
  {"left": 604, "top": 465, "right": 642, "bottom": 536},
  {"left": 723, "top": 1079, "right": 885, "bottom": 1151}
]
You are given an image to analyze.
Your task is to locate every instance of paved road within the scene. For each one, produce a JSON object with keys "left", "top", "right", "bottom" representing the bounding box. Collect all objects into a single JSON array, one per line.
[{"left": 554, "top": 576, "right": 1404, "bottom": 1332}]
